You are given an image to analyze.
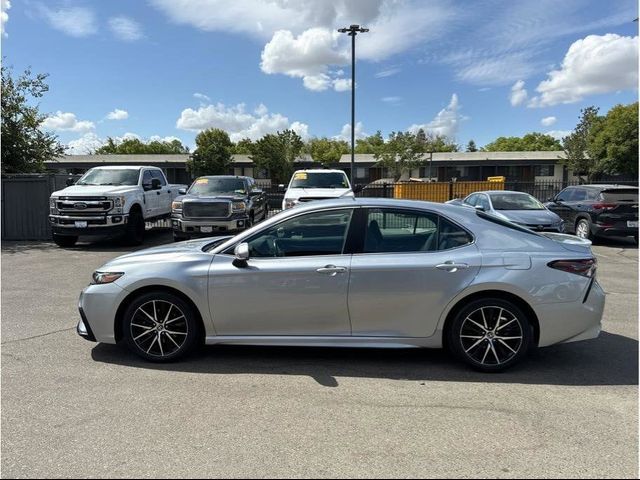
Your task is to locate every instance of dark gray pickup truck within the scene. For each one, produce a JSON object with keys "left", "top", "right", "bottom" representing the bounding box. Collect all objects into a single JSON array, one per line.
[{"left": 170, "top": 175, "right": 268, "bottom": 241}]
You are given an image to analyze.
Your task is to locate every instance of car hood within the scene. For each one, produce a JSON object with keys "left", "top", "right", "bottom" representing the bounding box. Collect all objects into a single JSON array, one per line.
[
  {"left": 285, "top": 188, "right": 353, "bottom": 200},
  {"left": 179, "top": 194, "right": 246, "bottom": 202},
  {"left": 102, "top": 237, "right": 233, "bottom": 268},
  {"left": 51, "top": 185, "right": 139, "bottom": 197},
  {"left": 494, "top": 209, "right": 560, "bottom": 225}
]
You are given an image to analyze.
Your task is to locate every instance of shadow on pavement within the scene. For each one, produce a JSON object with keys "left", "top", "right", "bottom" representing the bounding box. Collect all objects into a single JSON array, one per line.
[
  {"left": 91, "top": 331, "right": 638, "bottom": 388},
  {"left": 592, "top": 236, "right": 637, "bottom": 249}
]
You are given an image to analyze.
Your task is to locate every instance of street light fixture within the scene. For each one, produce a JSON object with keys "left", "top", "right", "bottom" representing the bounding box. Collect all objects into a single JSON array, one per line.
[{"left": 338, "top": 24, "right": 368, "bottom": 185}]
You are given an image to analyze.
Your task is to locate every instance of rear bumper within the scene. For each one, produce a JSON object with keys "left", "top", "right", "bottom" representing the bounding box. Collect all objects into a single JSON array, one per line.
[
  {"left": 536, "top": 280, "right": 605, "bottom": 347},
  {"left": 592, "top": 222, "right": 638, "bottom": 238}
]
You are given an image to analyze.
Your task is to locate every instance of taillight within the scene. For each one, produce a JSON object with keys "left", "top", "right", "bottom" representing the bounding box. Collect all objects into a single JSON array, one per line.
[
  {"left": 592, "top": 203, "right": 616, "bottom": 211},
  {"left": 548, "top": 259, "right": 597, "bottom": 277}
]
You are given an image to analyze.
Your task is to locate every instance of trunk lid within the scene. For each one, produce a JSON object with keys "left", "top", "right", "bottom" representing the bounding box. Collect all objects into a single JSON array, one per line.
[{"left": 541, "top": 232, "right": 593, "bottom": 255}]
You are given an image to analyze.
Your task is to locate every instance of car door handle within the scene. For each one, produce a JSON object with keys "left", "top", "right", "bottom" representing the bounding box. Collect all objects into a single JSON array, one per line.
[
  {"left": 436, "top": 262, "right": 469, "bottom": 272},
  {"left": 156, "top": 191, "right": 161, "bottom": 195},
  {"left": 316, "top": 265, "right": 348, "bottom": 276}
]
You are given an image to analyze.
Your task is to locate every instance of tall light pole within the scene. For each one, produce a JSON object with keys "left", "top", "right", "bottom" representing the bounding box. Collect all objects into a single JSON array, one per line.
[{"left": 338, "top": 24, "right": 368, "bottom": 185}]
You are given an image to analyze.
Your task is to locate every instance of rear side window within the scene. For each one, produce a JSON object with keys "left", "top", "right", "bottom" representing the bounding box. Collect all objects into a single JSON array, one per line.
[
  {"left": 599, "top": 189, "right": 638, "bottom": 203},
  {"left": 363, "top": 208, "right": 472, "bottom": 253}
]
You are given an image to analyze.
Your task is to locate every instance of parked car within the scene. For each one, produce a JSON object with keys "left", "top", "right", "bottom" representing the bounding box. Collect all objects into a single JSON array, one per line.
[
  {"left": 49, "top": 166, "right": 186, "bottom": 247},
  {"left": 171, "top": 176, "right": 267, "bottom": 241},
  {"left": 544, "top": 185, "right": 638, "bottom": 242},
  {"left": 447, "top": 190, "right": 564, "bottom": 232},
  {"left": 281, "top": 169, "right": 354, "bottom": 210},
  {"left": 77, "top": 197, "right": 604, "bottom": 372}
]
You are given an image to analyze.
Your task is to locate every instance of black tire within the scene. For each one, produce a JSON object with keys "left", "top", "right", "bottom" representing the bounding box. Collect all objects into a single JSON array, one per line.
[
  {"left": 634, "top": 234, "right": 638, "bottom": 245},
  {"left": 575, "top": 218, "right": 593, "bottom": 241},
  {"left": 122, "top": 291, "right": 201, "bottom": 362},
  {"left": 447, "top": 298, "right": 533, "bottom": 372},
  {"left": 263, "top": 204, "right": 269, "bottom": 220},
  {"left": 124, "top": 209, "right": 145, "bottom": 246},
  {"left": 53, "top": 234, "right": 78, "bottom": 248}
]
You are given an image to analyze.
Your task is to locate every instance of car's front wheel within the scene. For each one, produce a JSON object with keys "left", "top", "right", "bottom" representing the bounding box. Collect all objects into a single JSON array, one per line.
[
  {"left": 122, "top": 291, "right": 201, "bottom": 362},
  {"left": 447, "top": 298, "right": 533, "bottom": 372},
  {"left": 53, "top": 234, "right": 78, "bottom": 248}
]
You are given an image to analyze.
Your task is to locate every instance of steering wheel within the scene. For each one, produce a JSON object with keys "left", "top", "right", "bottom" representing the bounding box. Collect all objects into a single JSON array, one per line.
[{"left": 266, "top": 236, "right": 284, "bottom": 257}]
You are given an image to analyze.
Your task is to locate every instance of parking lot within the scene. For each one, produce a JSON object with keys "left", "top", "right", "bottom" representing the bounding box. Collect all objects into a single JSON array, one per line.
[{"left": 1, "top": 232, "right": 638, "bottom": 478}]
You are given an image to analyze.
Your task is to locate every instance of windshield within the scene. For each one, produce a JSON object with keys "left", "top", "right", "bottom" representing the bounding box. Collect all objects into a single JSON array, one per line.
[
  {"left": 76, "top": 168, "right": 140, "bottom": 186},
  {"left": 489, "top": 193, "right": 545, "bottom": 210},
  {"left": 188, "top": 177, "right": 247, "bottom": 196},
  {"left": 290, "top": 172, "right": 350, "bottom": 189}
]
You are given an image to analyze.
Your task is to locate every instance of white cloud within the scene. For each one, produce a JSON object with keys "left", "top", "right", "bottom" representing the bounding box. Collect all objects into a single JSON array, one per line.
[
  {"left": 193, "top": 92, "right": 211, "bottom": 102},
  {"left": 541, "top": 116, "right": 557, "bottom": 127},
  {"left": 150, "top": 135, "right": 181, "bottom": 143},
  {"left": 334, "top": 122, "right": 367, "bottom": 141},
  {"left": 176, "top": 102, "right": 304, "bottom": 142},
  {"left": 408, "top": 94, "right": 463, "bottom": 138},
  {"left": 529, "top": 34, "right": 639, "bottom": 107},
  {"left": 37, "top": 4, "right": 97, "bottom": 37},
  {"left": 43, "top": 111, "right": 95, "bottom": 133},
  {"left": 375, "top": 66, "right": 401, "bottom": 78},
  {"left": 332, "top": 78, "right": 351, "bottom": 92},
  {"left": 108, "top": 16, "right": 144, "bottom": 41},
  {"left": 290, "top": 121, "right": 310, "bottom": 141},
  {"left": 381, "top": 96, "right": 402, "bottom": 105},
  {"left": 546, "top": 130, "right": 572, "bottom": 140},
  {"left": 106, "top": 109, "right": 129, "bottom": 121},
  {"left": 1, "top": 0, "right": 10, "bottom": 37},
  {"left": 260, "top": 28, "right": 348, "bottom": 91},
  {"left": 510, "top": 80, "right": 528, "bottom": 106},
  {"left": 65, "top": 133, "right": 104, "bottom": 155},
  {"left": 452, "top": 52, "right": 540, "bottom": 86}
]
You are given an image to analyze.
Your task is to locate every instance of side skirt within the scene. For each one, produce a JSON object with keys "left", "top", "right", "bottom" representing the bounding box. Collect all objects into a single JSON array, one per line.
[{"left": 204, "top": 335, "right": 443, "bottom": 349}]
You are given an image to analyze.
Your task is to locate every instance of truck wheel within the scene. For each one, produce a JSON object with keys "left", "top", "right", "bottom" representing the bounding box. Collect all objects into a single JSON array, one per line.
[
  {"left": 53, "top": 234, "right": 78, "bottom": 248},
  {"left": 125, "top": 210, "right": 145, "bottom": 245}
]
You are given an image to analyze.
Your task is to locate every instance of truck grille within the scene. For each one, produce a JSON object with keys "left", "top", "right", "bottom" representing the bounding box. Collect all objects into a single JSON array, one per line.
[
  {"left": 57, "top": 197, "right": 113, "bottom": 214},
  {"left": 183, "top": 201, "right": 231, "bottom": 218}
]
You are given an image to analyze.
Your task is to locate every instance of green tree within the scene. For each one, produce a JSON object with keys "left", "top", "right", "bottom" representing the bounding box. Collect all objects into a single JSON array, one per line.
[
  {"left": 1, "top": 65, "right": 64, "bottom": 173},
  {"left": 355, "top": 131, "right": 385, "bottom": 154},
  {"left": 187, "top": 128, "right": 233, "bottom": 177},
  {"left": 95, "top": 137, "right": 189, "bottom": 154},
  {"left": 483, "top": 132, "right": 562, "bottom": 151},
  {"left": 562, "top": 106, "right": 600, "bottom": 180},
  {"left": 232, "top": 138, "right": 254, "bottom": 154},
  {"left": 307, "top": 137, "right": 349, "bottom": 166},
  {"left": 466, "top": 140, "right": 478, "bottom": 152},
  {"left": 250, "top": 129, "right": 304, "bottom": 184},
  {"left": 413, "top": 128, "right": 459, "bottom": 153},
  {"left": 588, "top": 102, "right": 638, "bottom": 177},
  {"left": 374, "top": 131, "right": 424, "bottom": 181}
]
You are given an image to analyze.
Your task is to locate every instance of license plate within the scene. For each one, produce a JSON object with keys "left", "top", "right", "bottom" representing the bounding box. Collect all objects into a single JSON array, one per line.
[
  {"left": 74, "top": 221, "right": 88, "bottom": 228},
  {"left": 627, "top": 221, "right": 638, "bottom": 228},
  {"left": 200, "top": 226, "right": 213, "bottom": 233}
]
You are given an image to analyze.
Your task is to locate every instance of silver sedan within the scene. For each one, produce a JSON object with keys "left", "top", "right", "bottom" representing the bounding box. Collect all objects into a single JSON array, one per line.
[{"left": 78, "top": 198, "right": 605, "bottom": 372}]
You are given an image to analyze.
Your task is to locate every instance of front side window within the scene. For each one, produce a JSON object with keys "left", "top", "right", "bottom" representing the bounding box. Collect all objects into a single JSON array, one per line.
[
  {"left": 289, "top": 172, "right": 350, "bottom": 189},
  {"left": 76, "top": 168, "right": 140, "bottom": 186},
  {"left": 150, "top": 170, "right": 167, "bottom": 186},
  {"left": 363, "top": 208, "right": 472, "bottom": 253},
  {"left": 477, "top": 195, "right": 491, "bottom": 211},
  {"left": 571, "top": 188, "right": 587, "bottom": 201},
  {"left": 464, "top": 194, "right": 477, "bottom": 206},
  {"left": 556, "top": 188, "right": 573, "bottom": 202},
  {"left": 246, "top": 209, "right": 353, "bottom": 258},
  {"left": 142, "top": 171, "right": 153, "bottom": 187}
]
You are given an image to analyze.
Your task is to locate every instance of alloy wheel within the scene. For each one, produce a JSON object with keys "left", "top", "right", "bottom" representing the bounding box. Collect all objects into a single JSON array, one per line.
[
  {"left": 459, "top": 306, "right": 524, "bottom": 367},
  {"left": 129, "top": 300, "right": 188, "bottom": 357},
  {"left": 576, "top": 220, "right": 590, "bottom": 239}
]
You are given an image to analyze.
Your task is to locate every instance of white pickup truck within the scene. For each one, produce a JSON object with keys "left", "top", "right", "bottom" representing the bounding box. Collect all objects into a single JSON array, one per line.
[{"left": 49, "top": 166, "right": 186, "bottom": 247}]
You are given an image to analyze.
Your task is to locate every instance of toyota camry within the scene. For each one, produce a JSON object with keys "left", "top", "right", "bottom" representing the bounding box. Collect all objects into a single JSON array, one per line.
[{"left": 77, "top": 198, "right": 604, "bottom": 372}]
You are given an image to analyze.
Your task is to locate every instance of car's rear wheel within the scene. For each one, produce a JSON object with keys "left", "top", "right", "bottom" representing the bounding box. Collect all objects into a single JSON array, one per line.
[
  {"left": 122, "top": 291, "right": 201, "bottom": 362},
  {"left": 53, "top": 234, "right": 78, "bottom": 248},
  {"left": 575, "top": 218, "right": 592, "bottom": 240},
  {"left": 447, "top": 298, "right": 532, "bottom": 372}
]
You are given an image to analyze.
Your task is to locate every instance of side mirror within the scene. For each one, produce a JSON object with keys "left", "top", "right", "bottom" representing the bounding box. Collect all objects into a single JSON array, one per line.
[
  {"left": 178, "top": 188, "right": 187, "bottom": 195},
  {"left": 250, "top": 189, "right": 262, "bottom": 197},
  {"left": 474, "top": 205, "right": 485, "bottom": 212},
  {"left": 151, "top": 178, "right": 162, "bottom": 190},
  {"left": 277, "top": 184, "right": 286, "bottom": 193},
  {"left": 66, "top": 177, "right": 76, "bottom": 186},
  {"left": 233, "top": 242, "right": 250, "bottom": 268}
]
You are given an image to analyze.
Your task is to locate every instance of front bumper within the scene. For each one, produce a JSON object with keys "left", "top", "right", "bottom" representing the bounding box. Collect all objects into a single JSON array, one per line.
[
  {"left": 171, "top": 215, "right": 250, "bottom": 236},
  {"left": 77, "top": 283, "right": 127, "bottom": 344},
  {"left": 50, "top": 214, "right": 128, "bottom": 236}
]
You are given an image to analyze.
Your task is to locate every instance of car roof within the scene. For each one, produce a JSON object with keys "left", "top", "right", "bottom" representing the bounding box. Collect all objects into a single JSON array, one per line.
[
  {"left": 197, "top": 175, "right": 249, "bottom": 180},
  {"left": 470, "top": 190, "right": 535, "bottom": 195},
  {"left": 89, "top": 165, "right": 148, "bottom": 170},
  {"left": 575, "top": 184, "right": 638, "bottom": 190},
  {"left": 293, "top": 169, "right": 347, "bottom": 174}
]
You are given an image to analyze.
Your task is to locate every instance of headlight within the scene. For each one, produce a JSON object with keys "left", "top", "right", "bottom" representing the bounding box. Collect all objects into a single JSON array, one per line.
[
  {"left": 112, "top": 196, "right": 125, "bottom": 214},
  {"left": 91, "top": 271, "right": 124, "bottom": 284},
  {"left": 232, "top": 201, "right": 246, "bottom": 213},
  {"left": 49, "top": 197, "right": 58, "bottom": 214},
  {"left": 172, "top": 201, "right": 183, "bottom": 211},
  {"left": 284, "top": 199, "right": 297, "bottom": 209}
]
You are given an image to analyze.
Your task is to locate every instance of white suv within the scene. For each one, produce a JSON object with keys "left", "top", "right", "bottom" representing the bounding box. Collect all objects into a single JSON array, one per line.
[{"left": 282, "top": 169, "right": 354, "bottom": 210}]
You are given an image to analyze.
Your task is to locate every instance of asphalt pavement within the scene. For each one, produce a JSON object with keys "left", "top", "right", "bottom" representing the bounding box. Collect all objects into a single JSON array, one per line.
[{"left": 1, "top": 232, "right": 637, "bottom": 478}]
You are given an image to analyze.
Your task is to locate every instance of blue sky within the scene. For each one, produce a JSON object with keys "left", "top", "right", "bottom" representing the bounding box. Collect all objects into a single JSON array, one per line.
[{"left": 2, "top": 0, "right": 638, "bottom": 153}]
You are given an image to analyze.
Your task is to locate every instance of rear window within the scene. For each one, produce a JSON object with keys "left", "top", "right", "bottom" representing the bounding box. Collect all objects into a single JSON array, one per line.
[
  {"left": 599, "top": 189, "right": 638, "bottom": 203},
  {"left": 476, "top": 211, "right": 542, "bottom": 236}
]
